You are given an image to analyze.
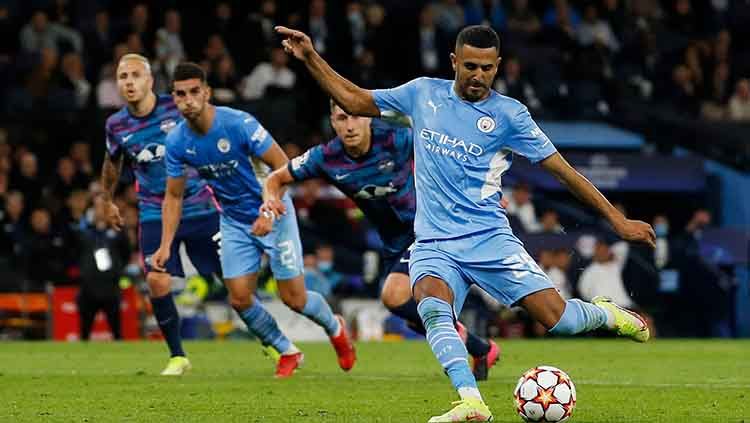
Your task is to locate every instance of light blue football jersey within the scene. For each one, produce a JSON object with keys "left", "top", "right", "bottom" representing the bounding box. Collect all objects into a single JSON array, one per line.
[
  {"left": 165, "top": 107, "right": 274, "bottom": 224},
  {"left": 372, "top": 77, "right": 557, "bottom": 241}
]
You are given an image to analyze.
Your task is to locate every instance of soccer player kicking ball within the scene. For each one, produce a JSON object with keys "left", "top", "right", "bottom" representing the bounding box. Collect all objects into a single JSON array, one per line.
[
  {"left": 277, "top": 25, "right": 654, "bottom": 421},
  {"left": 151, "top": 62, "right": 355, "bottom": 378},
  {"left": 261, "top": 101, "right": 500, "bottom": 380},
  {"left": 102, "top": 54, "right": 222, "bottom": 376}
]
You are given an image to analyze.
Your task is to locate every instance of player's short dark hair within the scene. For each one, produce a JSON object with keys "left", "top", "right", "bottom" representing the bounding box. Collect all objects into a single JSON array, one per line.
[
  {"left": 456, "top": 25, "right": 501, "bottom": 52},
  {"left": 172, "top": 62, "right": 206, "bottom": 84}
]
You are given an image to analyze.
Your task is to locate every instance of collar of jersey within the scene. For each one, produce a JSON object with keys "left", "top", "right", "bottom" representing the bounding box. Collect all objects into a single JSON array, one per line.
[
  {"left": 448, "top": 81, "right": 496, "bottom": 107},
  {"left": 126, "top": 92, "right": 160, "bottom": 120}
]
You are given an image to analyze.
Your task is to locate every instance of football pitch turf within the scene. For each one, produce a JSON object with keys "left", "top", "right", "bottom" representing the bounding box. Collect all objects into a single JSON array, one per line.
[{"left": 0, "top": 339, "right": 747, "bottom": 422}]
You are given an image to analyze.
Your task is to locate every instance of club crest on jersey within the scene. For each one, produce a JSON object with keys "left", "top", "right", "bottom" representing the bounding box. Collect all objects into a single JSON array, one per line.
[
  {"left": 477, "top": 116, "right": 496, "bottom": 133},
  {"left": 217, "top": 138, "right": 231, "bottom": 153},
  {"left": 378, "top": 159, "right": 395, "bottom": 173},
  {"left": 160, "top": 119, "right": 176, "bottom": 133}
]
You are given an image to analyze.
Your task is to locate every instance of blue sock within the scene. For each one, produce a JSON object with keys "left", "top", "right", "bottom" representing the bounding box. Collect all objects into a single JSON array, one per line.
[
  {"left": 150, "top": 293, "right": 184, "bottom": 357},
  {"left": 300, "top": 291, "right": 340, "bottom": 336},
  {"left": 240, "top": 301, "right": 292, "bottom": 354},
  {"left": 549, "top": 299, "right": 609, "bottom": 335},
  {"left": 418, "top": 297, "right": 477, "bottom": 391}
]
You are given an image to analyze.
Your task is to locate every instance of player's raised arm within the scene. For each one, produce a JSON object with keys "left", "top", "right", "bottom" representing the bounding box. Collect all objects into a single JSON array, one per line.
[
  {"left": 540, "top": 152, "right": 656, "bottom": 248},
  {"left": 152, "top": 176, "right": 185, "bottom": 272},
  {"left": 275, "top": 26, "right": 379, "bottom": 117}
]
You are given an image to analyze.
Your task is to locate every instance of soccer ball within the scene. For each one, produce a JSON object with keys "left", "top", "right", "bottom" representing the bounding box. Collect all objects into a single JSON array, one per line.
[{"left": 514, "top": 366, "right": 576, "bottom": 422}]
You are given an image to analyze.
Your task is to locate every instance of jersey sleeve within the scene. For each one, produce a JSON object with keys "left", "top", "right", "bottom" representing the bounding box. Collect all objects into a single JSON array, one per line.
[
  {"left": 237, "top": 113, "right": 274, "bottom": 157},
  {"left": 288, "top": 145, "right": 324, "bottom": 181},
  {"left": 104, "top": 122, "right": 122, "bottom": 159},
  {"left": 164, "top": 131, "right": 186, "bottom": 178},
  {"left": 505, "top": 106, "right": 557, "bottom": 163},
  {"left": 371, "top": 78, "right": 423, "bottom": 117}
]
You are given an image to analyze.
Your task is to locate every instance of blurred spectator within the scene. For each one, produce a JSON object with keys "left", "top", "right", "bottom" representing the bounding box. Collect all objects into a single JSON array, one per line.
[
  {"left": 577, "top": 3, "right": 619, "bottom": 52},
  {"left": 307, "top": 0, "right": 329, "bottom": 55},
  {"left": 506, "top": 0, "right": 541, "bottom": 39},
  {"left": 415, "top": 5, "right": 446, "bottom": 77},
  {"left": 493, "top": 56, "right": 541, "bottom": 113},
  {"left": 433, "top": 0, "right": 465, "bottom": 35},
  {"left": 59, "top": 52, "right": 91, "bottom": 109},
  {"left": 668, "top": 64, "right": 700, "bottom": 117},
  {"left": 727, "top": 78, "right": 750, "bottom": 121},
  {"left": 202, "top": 34, "right": 229, "bottom": 68},
  {"left": 69, "top": 141, "right": 93, "bottom": 181},
  {"left": 539, "top": 210, "right": 564, "bottom": 234},
  {"left": 347, "top": 2, "right": 366, "bottom": 60},
  {"left": 0, "top": 5, "right": 16, "bottom": 63},
  {"left": 207, "top": 55, "right": 239, "bottom": 105},
  {"left": 63, "top": 189, "right": 90, "bottom": 229},
  {"left": 505, "top": 183, "right": 540, "bottom": 233},
  {"left": 24, "top": 47, "right": 60, "bottom": 109},
  {"left": 303, "top": 253, "right": 332, "bottom": 298},
  {"left": 240, "top": 47, "right": 295, "bottom": 101},
  {"left": 538, "top": 248, "right": 571, "bottom": 300},
  {"left": 45, "top": 156, "right": 88, "bottom": 205},
  {"left": 667, "top": 0, "right": 701, "bottom": 38},
  {"left": 154, "top": 9, "right": 185, "bottom": 79},
  {"left": 96, "top": 63, "right": 125, "bottom": 110},
  {"left": 652, "top": 214, "right": 670, "bottom": 269},
  {"left": 19, "top": 9, "right": 82, "bottom": 56},
  {"left": 543, "top": 0, "right": 581, "bottom": 29},
  {"left": 245, "top": 0, "right": 279, "bottom": 68},
  {"left": 464, "top": 0, "right": 506, "bottom": 30},
  {"left": 75, "top": 195, "right": 130, "bottom": 341},
  {"left": 700, "top": 62, "right": 731, "bottom": 120},
  {"left": 316, "top": 244, "right": 343, "bottom": 292},
  {"left": 600, "top": 0, "right": 626, "bottom": 40},
  {"left": 21, "top": 208, "right": 70, "bottom": 289},
  {"left": 0, "top": 191, "right": 26, "bottom": 267},
  {"left": 578, "top": 239, "right": 635, "bottom": 308},
  {"left": 10, "top": 152, "right": 42, "bottom": 209},
  {"left": 122, "top": 4, "right": 152, "bottom": 56},
  {"left": 83, "top": 10, "right": 115, "bottom": 79}
]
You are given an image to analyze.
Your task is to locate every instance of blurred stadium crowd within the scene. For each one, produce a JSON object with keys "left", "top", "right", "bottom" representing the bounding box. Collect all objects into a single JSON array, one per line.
[{"left": 0, "top": 0, "right": 747, "bottom": 339}]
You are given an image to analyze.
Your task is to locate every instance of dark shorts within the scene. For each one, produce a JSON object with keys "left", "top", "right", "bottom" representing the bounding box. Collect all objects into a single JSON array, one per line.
[
  {"left": 383, "top": 246, "right": 411, "bottom": 277},
  {"left": 140, "top": 213, "right": 222, "bottom": 278}
]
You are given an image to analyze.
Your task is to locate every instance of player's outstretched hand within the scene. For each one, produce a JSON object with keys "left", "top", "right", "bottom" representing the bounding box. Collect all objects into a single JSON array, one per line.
[
  {"left": 251, "top": 213, "right": 275, "bottom": 237},
  {"left": 104, "top": 200, "right": 124, "bottom": 231},
  {"left": 151, "top": 246, "right": 170, "bottom": 273},
  {"left": 275, "top": 26, "right": 315, "bottom": 61},
  {"left": 613, "top": 218, "right": 656, "bottom": 248}
]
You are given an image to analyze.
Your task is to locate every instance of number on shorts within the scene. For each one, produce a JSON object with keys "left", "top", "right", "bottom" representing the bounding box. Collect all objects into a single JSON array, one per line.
[
  {"left": 278, "top": 240, "right": 296, "bottom": 268},
  {"left": 212, "top": 232, "right": 222, "bottom": 257},
  {"left": 503, "top": 251, "right": 544, "bottom": 279}
]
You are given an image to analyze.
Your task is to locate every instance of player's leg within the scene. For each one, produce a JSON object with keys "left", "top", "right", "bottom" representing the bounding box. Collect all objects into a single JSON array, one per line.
[
  {"left": 410, "top": 243, "right": 492, "bottom": 422},
  {"left": 267, "top": 202, "right": 355, "bottom": 371},
  {"left": 140, "top": 220, "right": 191, "bottom": 374},
  {"left": 521, "top": 287, "right": 649, "bottom": 342},
  {"left": 219, "top": 214, "right": 302, "bottom": 377},
  {"left": 382, "top": 270, "right": 498, "bottom": 380}
]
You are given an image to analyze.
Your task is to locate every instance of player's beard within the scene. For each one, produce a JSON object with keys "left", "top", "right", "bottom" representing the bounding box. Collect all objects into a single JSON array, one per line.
[{"left": 463, "top": 82, "right": 488, "bottom": 102}]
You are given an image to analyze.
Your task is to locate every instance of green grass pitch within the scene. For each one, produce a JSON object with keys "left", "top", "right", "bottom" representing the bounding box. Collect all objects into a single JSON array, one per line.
[{"left": 0, "top": 339, "right": 747, "bottom": 422}]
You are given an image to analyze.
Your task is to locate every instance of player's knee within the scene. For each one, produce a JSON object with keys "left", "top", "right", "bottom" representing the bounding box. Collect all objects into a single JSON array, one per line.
[
  {"left": 412, "top": 276, "right": 453, "bottom": 304},
  {"left": 146, "top": 272, "right": 171, "bottom": 297},
  {"left": 229, "top": 293, "right": 253, "bottom": 312},
  {"left": 281, "top": 289, "right": 307, "bottom": 312},
  {"left": 381, "top": 278, "right": 411, "bottom": 310}
]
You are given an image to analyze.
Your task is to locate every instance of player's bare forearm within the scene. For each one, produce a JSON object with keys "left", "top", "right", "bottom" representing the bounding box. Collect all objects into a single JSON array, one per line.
[
  {"left": 540, "top": 153, "right": 623, "bottom": 225},
  {"left": 100, "top": 152, "right": 123, "bottom": 202},
  {"left": 160, "top": 177, "right": 185, "bottom": 249},
  {"left": 304, "top": 52, "right": 380, "bottom": 117},
  {"left": 264, "top": 167, "right": 293, "bottom": 203}
]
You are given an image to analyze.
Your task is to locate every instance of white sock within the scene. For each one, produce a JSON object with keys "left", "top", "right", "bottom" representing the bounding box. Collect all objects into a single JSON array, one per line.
[
  {"left": 598, "top": 305, "right": 616, "bottom": 329},
  {"left": 282, "top": 343, "right": 300, "bottom": 356},
  {"left": 332, "top": 319, "right": 342, "bottom": 337},
  {"left": 457, "top": 387, "right": 483, "bottom": 402}
]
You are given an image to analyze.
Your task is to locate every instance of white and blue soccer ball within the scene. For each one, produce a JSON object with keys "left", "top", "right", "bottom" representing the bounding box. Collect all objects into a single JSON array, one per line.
[{"left": 514, "top": 365, "right": 576, "bottom": 422}]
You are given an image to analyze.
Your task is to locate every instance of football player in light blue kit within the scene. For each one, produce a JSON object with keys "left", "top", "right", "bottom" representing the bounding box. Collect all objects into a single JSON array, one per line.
[
  {"left": 152, "top": 62, "right": 356, "bottom": 378},
  {"left": 277, "top": 25, "right": 655, "bottom": 421}
]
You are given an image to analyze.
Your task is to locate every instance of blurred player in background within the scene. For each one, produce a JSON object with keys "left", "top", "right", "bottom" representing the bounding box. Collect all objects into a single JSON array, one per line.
[
  {"left": 101, "top": 54, "right": 221, "bottom": 376},
  {"left": 262, "top": 100, "right": 500, "bottom": 380},
  {"left": 277, "top": 24, "right": 655, "bottom": 422},
  {"left": 153, "top": 62, "right": 355, "bottom": 378}
]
